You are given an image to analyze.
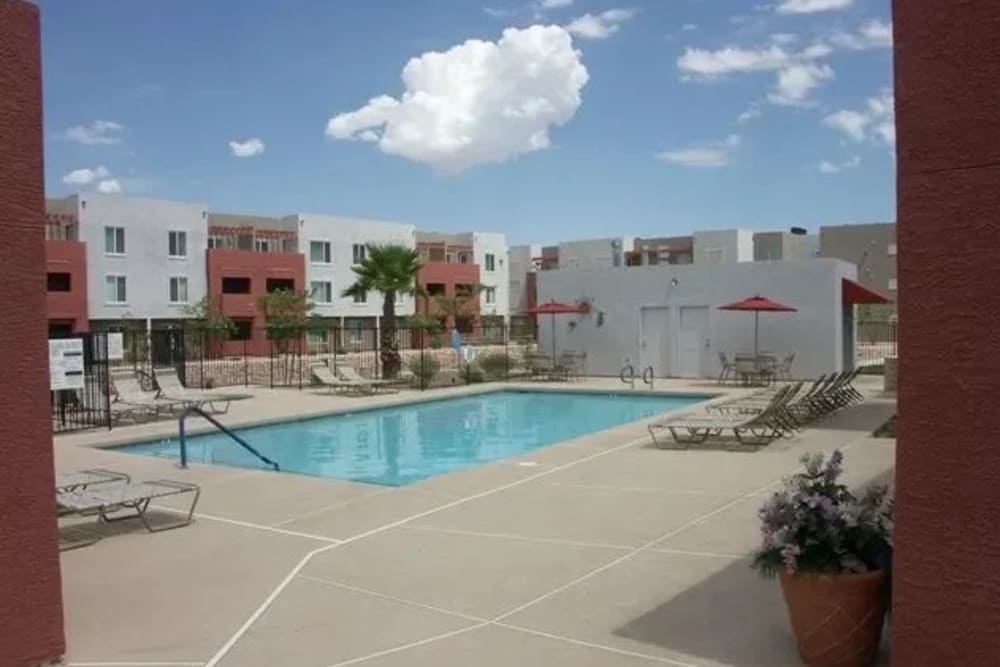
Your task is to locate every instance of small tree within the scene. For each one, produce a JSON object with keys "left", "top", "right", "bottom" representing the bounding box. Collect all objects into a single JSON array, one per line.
[
  {"left": 434, "top": 283, "right": 486, "bottom": 333},
  {"left": 183, "top": 295, "right": 235, "bottom": 357},
  {"left": 257, "top": 289, "right": 315, "bottom": 383}
]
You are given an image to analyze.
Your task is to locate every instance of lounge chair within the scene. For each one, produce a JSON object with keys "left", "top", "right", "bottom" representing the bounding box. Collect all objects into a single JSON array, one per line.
[
  {"left": 338, "top": 364, "right": 396, "bottom": 394},
  {"left": 311, "top": 363, "right": 372, "bottom": 395},
  {"left": 153, "top": 367, "right": 250, "bottom": 414},
  {"left": 113, "top": 373, "right": 185, "bottom": 416},
  {"left": 717, "top": 352, "right": 736, "bottom": 384},
  {"left": 56, "top": 468, "right": 130, "bottom": 493},
  {"left": 57, "top": 479, "right": 200, "bottom": 550}
]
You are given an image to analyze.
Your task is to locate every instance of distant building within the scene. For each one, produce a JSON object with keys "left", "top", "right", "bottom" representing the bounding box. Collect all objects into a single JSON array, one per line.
[
  {"left": 819, "top": 223, "right": 896, "bottom": 296},
  {"left": 753, "top": 229, "right": 818, "bottom": 262},
  {"left": 692, "top": 229, "right": 755, "bottom": 264},
  {"left": 628, "top": 236, "right": 694, "bottom": 266}
]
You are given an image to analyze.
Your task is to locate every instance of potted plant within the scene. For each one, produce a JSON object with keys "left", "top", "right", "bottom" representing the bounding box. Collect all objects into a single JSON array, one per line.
[{"left": 753, "top": 450, "right": 893, "bottom": 667}]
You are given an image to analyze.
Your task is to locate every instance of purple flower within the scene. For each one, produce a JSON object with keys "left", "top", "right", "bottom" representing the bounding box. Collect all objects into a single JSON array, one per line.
[
  {"left": 824, "top": 450, "right": 844, "bottom": 483},
  {"left": 781, "top": 544, "right": 802, "bottom": 573}
]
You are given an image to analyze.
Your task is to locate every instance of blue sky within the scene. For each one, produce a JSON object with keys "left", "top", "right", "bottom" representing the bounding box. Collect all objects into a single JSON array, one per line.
[{"left": 38, "top": 0, "right": 894, "bottom": 244}]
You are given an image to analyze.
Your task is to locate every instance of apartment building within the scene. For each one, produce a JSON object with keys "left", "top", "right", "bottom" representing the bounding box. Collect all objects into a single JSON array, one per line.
[
  {"left": 628, "top": 236, "right": 694, "bottom": 266},
  {"left": 819, "top": 222, "right": 897, "bottom": 296},
  {"left": 692, "top": 229, "right": 755, "bottom": 264},
  {"left": 753, "top": 229, "right": 818, "bottom": 262},
  {"left": 415, "top": 230, "right": 509, "bottom": 331},
  {"left": 44, "top": 198, "right": 88, "bottom": 334}
]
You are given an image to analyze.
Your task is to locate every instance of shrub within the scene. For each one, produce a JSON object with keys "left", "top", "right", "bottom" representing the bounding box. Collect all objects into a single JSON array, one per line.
[
  {"left": 477, "top": 352, "right": 511, "bottom": 380},
  {"left": 408, "top": 355, "right": 441, "bottom": 387},
  {"left": 461, "top": 363, "right": 485, "bottom": 384}
]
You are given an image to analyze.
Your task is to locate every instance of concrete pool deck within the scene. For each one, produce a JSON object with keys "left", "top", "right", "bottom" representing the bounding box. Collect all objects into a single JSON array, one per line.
[{"left": 55, "top": 377, "right": 896, "bottom": 667}]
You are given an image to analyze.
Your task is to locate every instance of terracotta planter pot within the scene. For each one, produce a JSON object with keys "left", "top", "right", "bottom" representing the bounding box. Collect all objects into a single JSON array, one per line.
[{"left": 779, "top": 570, "right": 888, "bottom": 667}]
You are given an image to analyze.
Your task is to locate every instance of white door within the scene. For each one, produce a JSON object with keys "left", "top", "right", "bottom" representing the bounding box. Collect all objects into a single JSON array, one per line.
[
  {"left": 639, "top": 307, "right": 670, "bottom": 377},
  {"left": 677, "top": 306, "right": 710, "bottom": 378}
]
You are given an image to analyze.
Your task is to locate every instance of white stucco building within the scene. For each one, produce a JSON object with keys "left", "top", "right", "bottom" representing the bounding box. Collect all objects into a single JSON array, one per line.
[
  {"left": 469, "top": 231, "right": 509, "bottom": 320},
  {"left": 537, "top": 258, "right": 867, "bottom": 380},
  {"left": 692, "top": 229, "right": 755, "bottom": 264},
  {"left": 557, "top": 236, "right": 634, "bottom": 270},
  {"left": 292, "top": 213, "right": 417, "bottom": 322},
  {"left": 73, "top": 193, "right": 209, "bottom": 326}
]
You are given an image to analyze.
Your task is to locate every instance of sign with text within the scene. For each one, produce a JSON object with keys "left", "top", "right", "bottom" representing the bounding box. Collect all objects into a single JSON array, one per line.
[
  {"left": 106, "top": 332, "right": 124, "bottom": 360},
  {"left": 49, "top": 338, "right": 85, "bottom": 391}
]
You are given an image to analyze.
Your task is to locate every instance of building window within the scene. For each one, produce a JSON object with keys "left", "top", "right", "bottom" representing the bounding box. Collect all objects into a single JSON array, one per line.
[
  {"left": 169, "top": 276, "right": 189, "bottom": 303},
  {"left": 310, "top": 240, "right": 331, "bottom": 264},
  {"left": 888, "top": 278, "right": 898, "bottom": 291},
  {"left": 105, "top": 275, "right": 126, "bottom": 303},
  {"left": 255, "top": 238, "right": 276, "bottom": 253},
  {"left": 485, "top": 286, "right": 496, "bottom": 304},
  {"left": 307, "top": 328, "right": 330, "bottom": 352},
  {"left": 311, "top": 281, "right": 333, "bottom": 303},
  {"left": 426, "top": 283, "right": 446, "bottom": 297},
  {"left": 266, "top": 278, "right": 295, "bottom": 293},
  {"left": 456, "top": 315, "right": 475, "bottom": 334},
  {"left": 704, "top": 248, "right": 725, "bottom": 264},
  {"left": 104, "top": 226, "right": 125, "bottom": 255},
  {"left": 484, "top": 253, "right": 496, "bottom": 271},
  {"left": 47, "top": 272, "right": 72, "bottom": 292},
  {"left": 456, "top": 283, "right": 475, "bottom": 297},
  {"left": 231, "top": 320, "right": 253, "bottom": 341},
  {"left": 887, "top": 243, "right": 897, "bottom": 256},
  {"left": 353, "top": 291, "right": 367, "bottom": 304},
  {"left": 168, "top": 230, "right": 187, "bottom": 258},
  {"left": 352, "top": 244, "right": 367, "bottom": 264},
  {"left": 221, "top": 277, "right": 251, "bottom": 294}
]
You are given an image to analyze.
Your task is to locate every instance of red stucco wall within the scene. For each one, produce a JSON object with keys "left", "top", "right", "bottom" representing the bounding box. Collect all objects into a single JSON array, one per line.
[
  {"left": 46, "top": 239, "right": 89, "bottom": 331},
  {"left": 892, "top": 1, "right": 1000, "bottom": 665},
  {"left": 0, "top": 1, "right": 67, "bottom": 664},
  {"left": 417, "top": 261, "right": 482, "bottom": 325}
]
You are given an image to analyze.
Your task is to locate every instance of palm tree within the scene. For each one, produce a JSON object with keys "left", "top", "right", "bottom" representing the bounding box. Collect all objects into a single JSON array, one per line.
[{"left": 342, "top": 244, "right": 422, "bottom": 378}]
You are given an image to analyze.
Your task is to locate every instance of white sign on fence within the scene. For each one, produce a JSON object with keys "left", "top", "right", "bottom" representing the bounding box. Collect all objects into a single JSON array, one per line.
[
  {"left": 49, "top": 338, "right": 85, "bottom": 391},
  {"left": 106, "top": 332, "right": 124, "bottom": 360}
]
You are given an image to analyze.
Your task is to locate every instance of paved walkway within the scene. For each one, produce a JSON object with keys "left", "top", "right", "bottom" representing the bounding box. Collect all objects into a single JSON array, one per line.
[{"left": 55, "top": 377, "right": 896, "bottom": 667}]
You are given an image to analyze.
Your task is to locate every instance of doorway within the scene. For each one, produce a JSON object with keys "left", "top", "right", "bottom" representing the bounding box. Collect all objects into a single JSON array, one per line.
[
  {"left": 639, "top": 307, "right": 670, "bottom": 377},
  {"left": 677, "top": 306, "right": 710, "bottom": 378}
]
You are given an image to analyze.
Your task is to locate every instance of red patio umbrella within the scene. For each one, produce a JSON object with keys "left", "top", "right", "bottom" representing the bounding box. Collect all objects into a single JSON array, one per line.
[
  {"left": 718, "top": 295, "right": 797, "bottom": 358},
  {"left": 527, "top": 300, "right": 588, "bottom": 359}
]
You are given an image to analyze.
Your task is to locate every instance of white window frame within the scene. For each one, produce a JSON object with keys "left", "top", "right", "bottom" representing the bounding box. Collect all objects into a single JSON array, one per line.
[
  {"left": 168, "top": 230, "right": 188, "bottom": 259},
  {"left": 352, "top": 291, "right": 367, "bottom": 305},
  {"left": 254, "top": 237, "right": 275, "bottom": 253},
  {"left": 104, "top": 274, "right": 127, "bottom": 304},
  {"left": 485, "top": 286, "right": 496, "bottom": 304},
  {"left": 887, "top": 243, "right": 897, "bottom": 256},
  {"left": 888, "top": 278, "right": 898, "bottom": 291},
  {"left": 169, "top": 276, "right": 189, "bottom": 304},
  {"left": 104, "top": 226, "right": 125, "bottom": 256},
  {"left": 484, "top": 253, "right": 496, "bottom": 272},
  {"left": 310, "top": 240, "right": 332, "bottom": 264},
  {"left": 310, "top": 280, "right": 333, "bottom": 304},
  {"left": 352, "top": 243, "right": 367, "bottom": 265}
]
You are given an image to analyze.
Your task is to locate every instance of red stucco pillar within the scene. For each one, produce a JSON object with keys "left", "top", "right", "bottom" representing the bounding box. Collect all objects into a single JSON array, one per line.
[
  {"left": 0, "top": 1, "right": 67, "bottom": 664},
  {"left": 892, "top": 1, "right": 1000, "bottom": 665}
]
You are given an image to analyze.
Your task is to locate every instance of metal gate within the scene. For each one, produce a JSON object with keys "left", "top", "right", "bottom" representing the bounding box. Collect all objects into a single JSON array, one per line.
[{"left": 50, "top": 331, "right": 112, "bottom": 433}]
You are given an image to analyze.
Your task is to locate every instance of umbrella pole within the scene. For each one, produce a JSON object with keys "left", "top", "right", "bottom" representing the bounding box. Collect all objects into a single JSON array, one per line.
[
  {"left": 551, "top": 313, "right": 557, "bottom": 359},
  {"left": 754, "top": 311, "right": 759, "bottom": 358}
]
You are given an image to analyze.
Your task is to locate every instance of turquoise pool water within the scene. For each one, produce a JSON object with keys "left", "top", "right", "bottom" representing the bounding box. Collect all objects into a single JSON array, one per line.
[{"left": 121, "top": 390, "right": 705, "bottom": 486}]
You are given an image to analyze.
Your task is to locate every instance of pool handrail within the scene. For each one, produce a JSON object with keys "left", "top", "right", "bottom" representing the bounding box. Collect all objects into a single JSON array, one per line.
[{"left": 178, "top": 405, "right": 279, "bottom": 471}]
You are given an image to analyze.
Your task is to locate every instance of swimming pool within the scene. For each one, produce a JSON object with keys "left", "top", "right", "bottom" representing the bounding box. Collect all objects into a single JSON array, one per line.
[{"left": 121, "top": 390, "right": 705, "bottom": 486}]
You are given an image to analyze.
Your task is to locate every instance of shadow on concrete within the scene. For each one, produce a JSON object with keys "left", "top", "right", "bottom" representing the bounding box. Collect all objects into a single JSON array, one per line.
[
  {"left": 613, "top": 472, "right": 893, "bottom": 667},
  {"left": 59, "top": 509, "right": 197, "bottom": 550}
]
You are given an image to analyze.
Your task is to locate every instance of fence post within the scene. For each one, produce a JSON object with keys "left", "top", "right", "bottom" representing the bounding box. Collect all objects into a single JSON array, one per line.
[
  {"left": 269, "top": 334, "right": 274, "bottom": 388},
  {"left": 102, "top": 333, "right": 112, "bottom": 430}
]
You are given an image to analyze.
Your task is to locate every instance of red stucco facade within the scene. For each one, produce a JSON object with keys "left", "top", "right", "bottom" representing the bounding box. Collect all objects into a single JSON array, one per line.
[
  {"left": 46, "top": 239, "right": 89, "bottom": 332},
  {"left": 417, "top": 261, "right": 481, "bottom": 328},
  {"left": 0, "top": 1, "right": 67, "bottom": 664},
  {"left": 892, "top": 1, "right": 1000, "bottom": 665},
  {"left": 207, "top": 248, "right": 305, "bottom": 353}
]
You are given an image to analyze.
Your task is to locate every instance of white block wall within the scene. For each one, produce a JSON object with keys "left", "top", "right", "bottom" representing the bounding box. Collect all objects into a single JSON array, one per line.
[
  {"left": 471, "top": 231, "right": 509, "bottom": 319},
  {"left": 77, "top": 193, "right": 208, "bottom": 321}
]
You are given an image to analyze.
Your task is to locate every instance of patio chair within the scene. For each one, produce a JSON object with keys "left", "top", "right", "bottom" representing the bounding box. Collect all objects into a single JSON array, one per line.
[
  {"left": 112, "top": 373, "right": 184, "bottom": 416},
  {"left": 717, "top": 352, "right": 736, "bottom": 384},
  {"left": 524, "top": 353, "right": 556, "bottom": 381},
  {"left": 338, "top": 364, "right": 397, "bottom": 394},
  {"left": 310, "top": 363, "right": 370, "bottom": 395},
  {"left": 57, "top": 479, "right": 200, "bottom": 549},
  {"left": 56, "top": 469, "right": 130, "bottom": 493},
  {"left": 153, "top": 367, "right": 250, "bottom": 414},
  {"left": 776, "top": 353, "right": 796, "bottom": 381}
]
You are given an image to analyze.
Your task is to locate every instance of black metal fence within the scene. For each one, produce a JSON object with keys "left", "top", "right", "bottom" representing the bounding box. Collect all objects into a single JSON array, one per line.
[
  {"left": 856, "top": 319, "right": 898, "bottom": 370},
  {"left": 50, "top": 331, "right": 112, "bottom": 433}
]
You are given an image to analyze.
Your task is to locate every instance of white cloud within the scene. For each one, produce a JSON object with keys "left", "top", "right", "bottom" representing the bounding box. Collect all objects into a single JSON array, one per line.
[
  {"left": 678, "top": 45, "right": 791, "bottom": 77},
  {"left": 96, "top": 178, "right": 122, "bottom": 193},
  {"left": 64, "top": 120, "right": 124, "bottom": 146},
  {"left": 738, "top": 102, "right": 763, "bottom": 123},
  {"left": 818, "top": 156, "right": 860, "bottom": 173},
  {"left": 565, "top": 8, "right": 636, "bottom": 40},
  {"left": 768, "top": 62, "right": 834, "bottom": 105},
  {"left": 62, "top": 166, "right": 110, "bottom": 185},
  {"left": 770, "top": 32, "right": 798, "bottom": 45},
  {"left": 776, "top": 0, "right": 853, "bottom": 14},
  {"left": 484, "top": 7, "right": 517, "bottom": 18},
  {"left": 325, "top": 25, "right": 589, "bottom": 173},
  {"left": 682, "top": 23, "right": 698, "bottom": 31},
  {"left": 831, "top": 20, "right": 893, "bottom": 50},
  {"left": 229, "top": 137, "right": 266, "bottom": 157},
  {"left": 656, "top": 134, "right": 741, "bottom": 168},
  {"left": 823, "top": 89, "right": 895, "bottom": 145},
  {"left": 539, "top": 0, "right": 573, "bottom": 8}
]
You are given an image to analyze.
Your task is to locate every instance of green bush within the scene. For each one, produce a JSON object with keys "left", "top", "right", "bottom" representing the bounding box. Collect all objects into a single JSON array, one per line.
[
  {"left": 477, "top": 352, "right": 511, "bottom": 380},
  {"left": 461, "top": 363, "right": 486, "bottom": 384},
  {"left": 408, "top": 355, "right": 441, "bottom": 386}
]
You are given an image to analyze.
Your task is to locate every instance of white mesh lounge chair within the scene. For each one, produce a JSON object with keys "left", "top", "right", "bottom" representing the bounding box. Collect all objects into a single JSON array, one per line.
[
  {"left": 57, "top": 479, "right": 200, "bottom": 549},
  {"left": 311, "top": 363, "right": 370, "bottom": 395},
  {"left": 338, "top": 365, "right": 397, "bottom": 394},
  {"left": 113, "top": 373, "right": 185, "bottom": 415},
  {"left": 153, "top": 367, "right": 250, "bottom": 414},
  {"left": 56, "top": 468, "right": 130, "bottom": 493}
]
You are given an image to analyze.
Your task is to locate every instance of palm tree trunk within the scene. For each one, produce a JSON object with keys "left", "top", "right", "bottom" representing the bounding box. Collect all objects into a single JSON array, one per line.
[{"left": 381, "top": 291, "right": 401, "bottom": 378}]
